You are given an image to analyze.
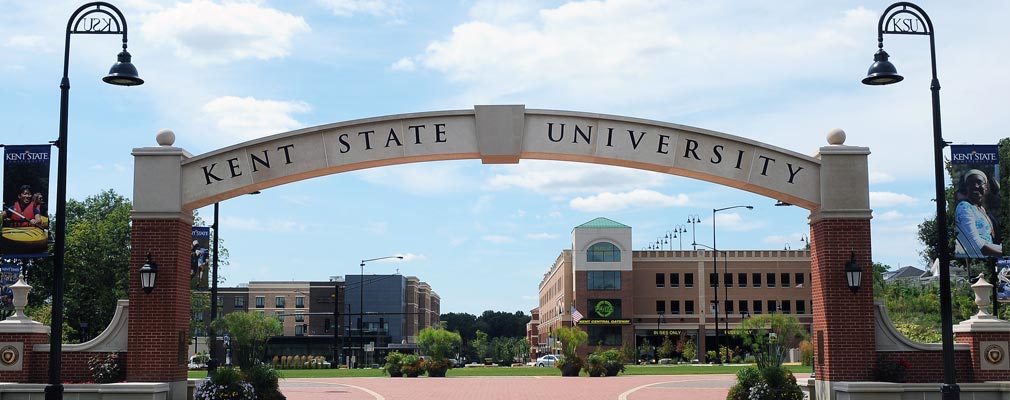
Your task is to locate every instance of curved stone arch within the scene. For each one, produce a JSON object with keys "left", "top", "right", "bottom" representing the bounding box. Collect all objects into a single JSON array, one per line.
[
  {"left": 166, "top": 106, "right": 822, "bottom": 212},
  {"left": 128, "top": 104, "right": 876, "bottom": 397}
]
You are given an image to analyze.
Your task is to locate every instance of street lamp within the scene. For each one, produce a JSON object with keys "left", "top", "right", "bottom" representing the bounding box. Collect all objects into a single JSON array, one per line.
[
  {"left": 687, "top": 215, "right": 701, "bottom": 250},
  {"left": 712, "top": 205, "right": 753, "bottom": 364},
  {"left": 863, "top": 3, "right": 957, "bottom": 399},
  {"left": 51, "top": 3, "right": 142, "bottom": 399},
  {"left": 359, "top": 255, "right": 403, "bottom": 367},
  {"left": 667, "top": 225, "right": 687, "bottom": 250}
]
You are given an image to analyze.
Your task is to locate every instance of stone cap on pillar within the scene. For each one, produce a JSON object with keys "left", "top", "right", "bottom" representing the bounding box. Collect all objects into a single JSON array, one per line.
[
  {"left": 132, "top": 129, "right": 193, "bottom": 222},
  {"left": 811, "top": 129, "right": 871, "bottom": 223}
]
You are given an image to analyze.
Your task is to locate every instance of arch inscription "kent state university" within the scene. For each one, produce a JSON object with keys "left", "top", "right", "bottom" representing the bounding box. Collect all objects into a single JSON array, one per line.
[{"left": 180, "top": 105, "right": 821, "bottom": 210}]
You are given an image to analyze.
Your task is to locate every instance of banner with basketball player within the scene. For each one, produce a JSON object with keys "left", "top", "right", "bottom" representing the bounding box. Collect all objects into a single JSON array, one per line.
[
  {"left": 951, "top": 145, "right": 1002, "bottom": 259},
  {"left": 1, "top": 145, "right": 52, "bottom": 258},
  {"left": 191, "top": 226, "right": 211, "bottom": 289}
]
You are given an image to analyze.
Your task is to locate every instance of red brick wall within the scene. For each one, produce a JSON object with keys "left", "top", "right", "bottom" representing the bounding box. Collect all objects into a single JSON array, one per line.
[
  {"left": 0, "top": 332, "right": 48, "bottom": 383},
  {"left": 876, "top": 351, "right": 973, "bottom": 383},
  {"left": 127, "top": 218, "right": 191, "bottom": 381},
  {"left": 573, "top": 270, "right": 636, "bottom": 359},
  {"left": 811, "top": 218, "right": 875, "bottom": 381},
  {"left": 956, "top": 331, "right": 1010, "bottom": 382}
]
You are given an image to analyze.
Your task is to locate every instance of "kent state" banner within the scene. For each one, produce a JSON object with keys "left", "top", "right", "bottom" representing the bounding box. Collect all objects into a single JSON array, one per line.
[{"left": 1, "top": 145, "right": 52, "bottom": 258}]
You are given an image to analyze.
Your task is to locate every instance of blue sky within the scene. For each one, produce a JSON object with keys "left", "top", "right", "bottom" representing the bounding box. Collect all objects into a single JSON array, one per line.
[{"left": 2, "top": 0, "right": 1009, "bottom": 315}]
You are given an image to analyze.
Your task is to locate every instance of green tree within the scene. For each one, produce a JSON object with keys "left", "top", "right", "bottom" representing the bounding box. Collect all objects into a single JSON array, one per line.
[
  {"left": 657, "top": 335, "right": 676, "bottom": 359},
  {"left": 211, "top": 311, "right": 282, "bottom": 368},
  {"left": 470, "top": 330, "right": 488, "bottom": 361},
  {"left": 417, "top": 324, "right": 462, "bottom": 362}
]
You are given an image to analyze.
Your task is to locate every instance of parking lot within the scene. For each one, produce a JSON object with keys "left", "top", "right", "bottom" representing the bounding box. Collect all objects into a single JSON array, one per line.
[{"left": 279, "top": 374, "right": 754, "bottom": 400}]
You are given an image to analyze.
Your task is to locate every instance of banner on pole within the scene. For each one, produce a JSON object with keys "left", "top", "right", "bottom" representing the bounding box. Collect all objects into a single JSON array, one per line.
[
  {"left": 951, "top": 145, "right": 1002, "bottom": 259},
  {"left": 192, "top": 226, "right": 211, "bottom": 289},
  {"left": 2, "top": 145, "right": 52, "bottom": 258}
]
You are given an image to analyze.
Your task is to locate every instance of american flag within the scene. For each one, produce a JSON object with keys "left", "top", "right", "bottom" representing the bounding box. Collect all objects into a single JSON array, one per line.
[{"left": 571, "top": 306, "right": 584, "bottom": 325}]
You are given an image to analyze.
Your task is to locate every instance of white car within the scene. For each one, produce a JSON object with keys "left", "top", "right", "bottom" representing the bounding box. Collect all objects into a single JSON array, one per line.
[{"left": 535, "top": 354, "right": 560, "bottom": 367}]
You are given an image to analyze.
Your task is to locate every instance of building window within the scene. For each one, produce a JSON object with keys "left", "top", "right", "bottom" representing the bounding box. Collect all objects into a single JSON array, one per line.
[
  {"left": 781, "top": 273, "right": 791, "bottom": 287},
  {"left": 685, "top": 300, "right": 695, "bottom": 315},
  {"left": 724, "top": 273, "right": 733, "bottom": 288},
  {"left": 587, "top": 242, "right": 621, "bottom": 262},
  {"left": 275, "top": 296, "right": 286, "bottom": 308},
  {"left": 296, "top": 296, "right": 305, "bottom": 308},
  {"left": 217, "top": 296, "right": 224, "bottom": 305},
  {"left": 738, "top": 273, "right": 747, "bottom": 288},
  {"left": 768, "top": 300, "right": 778, "bottom": 313},
  {"left": 796, "top": 300, "right": 806, "bottom": 314},
  {"left": 795, "top": 273, "right": 805, "bottom": 287},
  {"left": 752, "top": 273, "right": 761, "bottom": 288},
  {"left": 235, "top": 297, "right": 245, "bottom": 308},
  {"left": 587, "top": 326, "right": 623, "bottom": 346},
  {"left": 766, "top": 273, "right": 776, "bottom": 288},
  {"left": 194, "top": 312, "right": 204, "bottom": 322},
  {"left": 670, "top": 273, "right": 679, "bottom": 288},
  {"left": 709, "top": 272, "right": 718, "bottom": 288},
  {"left": 781, "top": 300, "right": 791, "bottom": 314},
  {"left": 738, "top": 300, "right": 748, "bottom": 313},
  {"left": 295, "top": 324, "right": 305, "bottom": 335},
  {"left": 295, "top": 312, "right": 304, "bottom": 322},
  {"left": 655, "top": 300, "right": 666, "bottom": 314},
  {"left": 670, "top": 300, "right": 680, "bottom": 315},
  {"left": 753, "top": 300, "right": 763, "bottom": 314},
  {"left": 656, "top": 273, "right": 665, "bottom": 288},
  {"left": 276, "top": 311, "right": 285, "bottom": 326},
  {"left": 255, "top": 296, "right": 265, "bottom": 308},
  {"left": 587, "top": 271, "right": 621, "bottom": 290},
  {"left": 725, "top": 300, "right": 734, "bottom": 314},
  {"left": 684, "top": 273, "right": 694, "bottom": 288}
]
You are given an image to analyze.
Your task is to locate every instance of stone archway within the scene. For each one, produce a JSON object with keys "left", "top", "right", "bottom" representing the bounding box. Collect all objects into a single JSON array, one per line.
[{"left": 128, "top": 105, "right": 873, "bottom": 400}]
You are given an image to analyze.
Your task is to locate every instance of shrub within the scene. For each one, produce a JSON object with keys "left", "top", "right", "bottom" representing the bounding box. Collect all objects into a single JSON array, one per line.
[
  {"left": 728, "top": 367, "right": 762, "bottom": 400},
  {"left": 194, "top": 367, "right": 255, "bottom": 400},
  {"left": 87, "top": 353, "right": 124, "bottom": 384},
  {"left": 872, "top": 355, "right": 909, "bottom": 383},
  {"left": 401, "top": 354, "right": 423, "bottom": 377},
  {"left": 384, "top": 352, "right": 405, "bottom": 377},
  {"left": 602, "top": 349, "right": 625, "bottom": 376},
  {"left": 584, "top": 353, "right": 606, "bottom": 377},
  {"left": 244, "top": 363, "right": 285, "bottom": 400}
]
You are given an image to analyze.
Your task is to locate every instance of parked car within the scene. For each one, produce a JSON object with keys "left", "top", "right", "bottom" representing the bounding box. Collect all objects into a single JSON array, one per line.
[
  {"left": 535, "top": 354, "right": 560, "bottom": 367},
  {"left": 188, "top": 355, "right": 208, "bottom": 370}
]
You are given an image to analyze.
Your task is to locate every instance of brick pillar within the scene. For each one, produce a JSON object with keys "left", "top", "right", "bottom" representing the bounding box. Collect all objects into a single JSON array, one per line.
[
  {"left": 954, "top": 315, "right": 1010, "bottom": 382},
  {"left": 810, "top": 218, "right": 874, "bottom": 381},
  {"left": 0, "top": 331, "right": 49, "bottom": 383},
  {"left": 127, "top": 218, "right": 191, "bottom": 384}
]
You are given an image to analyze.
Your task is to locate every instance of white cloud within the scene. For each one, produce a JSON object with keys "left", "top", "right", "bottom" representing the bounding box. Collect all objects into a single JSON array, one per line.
[
  {"left": 485, "top": 161, "right": 666, "bottom": 195},
  {"left": 142, "top": 0, "right": 309, "bottom": 65},
  {"left": 201, "top": 96, "right": 311, "bottom": 143},
  {"left": 390, "top": 57, "right": 416, "bottom": 71},
  {"left": 355, "top": 162, "right": 476, "bottom": 196},
  {"left": 317, "top": 0, "right": 402, "bottom": 17},
  {"left": 471, "top": 195, "right": 494, "bottom": 214},
  {"left": 874, "top": 210, "right": 904, "bottom": 221},
  {"left": 4, "top": 35, "right": 47, "bottom": 51},
  {"left": 712, "top": 212, "right": 761, "bottom": 232},
  {"left": 483, "top": 235, "right": 514, "bottom": 244},
  {"left": 220, "top": 215, "right": 305, "bottom": 232},
  {"left": 870, "top": 192, "right": 917, "bottom": 208},
  {"left": 570, "top": 189, "right": 689, "bottom": 212},
  {"left": 869, "top": 171, "right": 895, "bottom": 184},
  {"left": 527, "top": 232, "right": 559, "bottom": 240}
]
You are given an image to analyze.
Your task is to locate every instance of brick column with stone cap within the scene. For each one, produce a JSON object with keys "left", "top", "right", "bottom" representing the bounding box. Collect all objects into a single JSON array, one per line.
[{"left": 953, "top": 276, "right": 1010, "bottom": 382}]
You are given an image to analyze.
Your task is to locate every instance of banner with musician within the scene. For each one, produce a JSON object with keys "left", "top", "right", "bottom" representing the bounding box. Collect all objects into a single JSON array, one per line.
[
  {"left": 951, "top": 145, "right": 1002, "bottom": 259},
  {"left": 1, "top": 145, "right": 51, "bottom": 258}
]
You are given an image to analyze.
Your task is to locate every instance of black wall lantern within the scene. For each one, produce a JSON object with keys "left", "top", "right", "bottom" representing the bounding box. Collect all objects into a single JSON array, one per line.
[
  {"left": 140, "top": 252, "right": 158, "bottom": 294},
  {"left": 844, "top": 252, "right": 862, "bottom": 293}
]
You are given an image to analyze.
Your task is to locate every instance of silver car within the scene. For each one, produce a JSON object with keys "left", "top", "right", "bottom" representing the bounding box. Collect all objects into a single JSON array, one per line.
[{"left": 535, "top": 354, "right": 560, "bottom": 367}]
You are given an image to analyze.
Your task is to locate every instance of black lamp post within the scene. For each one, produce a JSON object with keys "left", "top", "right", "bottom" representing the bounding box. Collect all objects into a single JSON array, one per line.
[
  {"left": 687, "top": 215, "right": 701, "bottom": 250},
  {"left": 712, "top": 205, "right": 753, "bottom": 364},
  {"left": 51, "top": 3, "right": 142, "bottom": 399},
  {"left": 359, "top": 255, "right": 403, "bottom": 367},
  {"left": 863, "top": 3, "right": 957, "bottom": 399}
]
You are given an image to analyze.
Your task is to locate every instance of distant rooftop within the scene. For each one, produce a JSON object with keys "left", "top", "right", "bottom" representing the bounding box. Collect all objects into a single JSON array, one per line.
[{"left": 575, "top": 217, "right": 630, "bottom": 229}]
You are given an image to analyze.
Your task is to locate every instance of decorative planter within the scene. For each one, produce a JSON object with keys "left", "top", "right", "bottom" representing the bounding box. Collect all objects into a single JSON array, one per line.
[{"left": 560, "top": 363, "right": 581, "bottom": 377}]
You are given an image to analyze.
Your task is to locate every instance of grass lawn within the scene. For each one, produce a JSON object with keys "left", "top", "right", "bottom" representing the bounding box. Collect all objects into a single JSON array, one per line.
[{"left": 188, "top": 363, "right": 811, "bottom": 380}]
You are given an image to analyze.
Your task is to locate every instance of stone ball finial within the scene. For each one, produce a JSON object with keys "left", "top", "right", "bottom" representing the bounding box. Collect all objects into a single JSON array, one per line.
[
  {"left": 156, "top": 129, "right": 176, "bottom": 146},
  {"left": 826, "top": 128, "right": 846, "bottom": 145}
]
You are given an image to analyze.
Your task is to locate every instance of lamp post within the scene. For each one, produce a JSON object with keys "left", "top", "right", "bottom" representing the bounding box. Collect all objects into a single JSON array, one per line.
[
  {"left": 862, "top": 3, "right": 957, "bottom": 399},
  {"left": 687, "top": 215, "right": 701, "bottom": 250},
  {"left": 51, "top": 3, "right": 142, "bottom": 399},
  {"left": 359, "top": 255, "right": 403, "bottom": 367},
  {"left": 712, "top": 205, "right": 753, "bottom": 364},
  {"left": 666, "top": 225, "right": 687, "bottom": 250}
]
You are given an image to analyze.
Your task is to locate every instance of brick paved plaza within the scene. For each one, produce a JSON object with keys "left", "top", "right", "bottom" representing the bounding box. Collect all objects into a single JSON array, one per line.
[{"left": 277, "top": 374, "right": 772, "bottom": 400}]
